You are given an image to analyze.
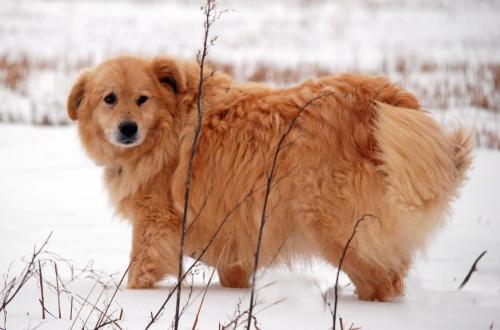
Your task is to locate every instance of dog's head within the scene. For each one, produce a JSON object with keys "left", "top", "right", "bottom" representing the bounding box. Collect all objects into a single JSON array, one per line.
[{"left": 67, "top": 56, "right": 190, "bottom": 164}]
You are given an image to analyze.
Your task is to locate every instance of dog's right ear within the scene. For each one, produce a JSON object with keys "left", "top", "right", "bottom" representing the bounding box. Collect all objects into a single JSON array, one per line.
[
  {"left": 67, "top": 72, "right": 89, "bottom": 121},
  {"left": 151, "top": 57, "right": 187, "bottom": 94}
]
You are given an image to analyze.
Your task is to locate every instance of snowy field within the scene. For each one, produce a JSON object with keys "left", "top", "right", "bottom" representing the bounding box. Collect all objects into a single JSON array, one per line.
[
  {"left": 0, "top": 124, "right": 499, "bottom": 329},
  {"left": 1, "top": 0, "right": 500, "bottom": 329}
]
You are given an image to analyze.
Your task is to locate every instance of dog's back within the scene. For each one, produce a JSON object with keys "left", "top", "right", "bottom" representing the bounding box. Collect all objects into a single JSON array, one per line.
[{"left": 186, "top": 73, "right": 474, "bottom": 300}]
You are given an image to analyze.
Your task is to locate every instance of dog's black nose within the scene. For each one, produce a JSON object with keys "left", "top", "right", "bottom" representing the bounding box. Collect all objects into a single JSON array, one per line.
[{"left": 119, "top": 121, "right": 138, "bottom": 138}]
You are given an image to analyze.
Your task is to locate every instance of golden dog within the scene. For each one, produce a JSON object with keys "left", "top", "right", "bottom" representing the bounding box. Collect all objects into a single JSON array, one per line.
[{"left": 67, "top": 56, "right": 472, "bottom": 301}]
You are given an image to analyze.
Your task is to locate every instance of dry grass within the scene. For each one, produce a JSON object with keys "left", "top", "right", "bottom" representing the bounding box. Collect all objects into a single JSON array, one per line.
[
  {"left": 1, "top": 53, "right": 498, "bottom": 148},
  {"left": 211, "top": 58, "right": 500, "bottom": 114}
]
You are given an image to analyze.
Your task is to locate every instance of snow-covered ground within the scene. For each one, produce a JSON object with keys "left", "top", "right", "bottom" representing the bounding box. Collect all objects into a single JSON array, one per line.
[{"left": 0, "top": 121, "right": 499, "bottom": 330}]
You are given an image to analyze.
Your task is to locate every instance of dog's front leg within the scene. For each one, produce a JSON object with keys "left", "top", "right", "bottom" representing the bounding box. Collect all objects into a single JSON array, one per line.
[{"left": 128, "top": 214, "right": 181, "bottom": 289}]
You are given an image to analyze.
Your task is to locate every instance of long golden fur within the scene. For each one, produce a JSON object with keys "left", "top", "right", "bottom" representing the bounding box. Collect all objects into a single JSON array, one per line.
[{"left": 67, "top": 56, "right": 473, "bottom": 301}]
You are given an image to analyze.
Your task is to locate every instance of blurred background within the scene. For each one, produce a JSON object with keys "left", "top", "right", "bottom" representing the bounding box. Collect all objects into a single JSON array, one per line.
[{"left": 1, "top": 0, "right": 499, "bottom": 148}]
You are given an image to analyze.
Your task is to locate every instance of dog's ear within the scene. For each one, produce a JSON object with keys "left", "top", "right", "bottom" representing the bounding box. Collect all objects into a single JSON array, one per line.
[
  {"left": 67, "top": 72, "right": 89, "bottom": 121},
  {"left": 151, "top": 57, "right": 187, "bottom": 94}
]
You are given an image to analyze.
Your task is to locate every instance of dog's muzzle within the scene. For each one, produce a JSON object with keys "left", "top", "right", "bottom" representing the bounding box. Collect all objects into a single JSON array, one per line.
[{"left": 117, "top": 121, "right": 138, "bottom": 145}]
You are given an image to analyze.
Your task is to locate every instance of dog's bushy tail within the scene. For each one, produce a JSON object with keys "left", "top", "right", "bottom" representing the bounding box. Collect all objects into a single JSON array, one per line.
[{"left": 373, "top": 101, "right": 473, "bottom": 213}]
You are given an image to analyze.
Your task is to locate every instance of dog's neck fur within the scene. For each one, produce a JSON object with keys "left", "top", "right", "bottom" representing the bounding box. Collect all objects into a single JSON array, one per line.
[{"left": 104, "top": 132, "right": 171, "bottom": 206}]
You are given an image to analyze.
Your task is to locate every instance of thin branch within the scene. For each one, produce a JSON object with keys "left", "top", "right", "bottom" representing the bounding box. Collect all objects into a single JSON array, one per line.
[
  {"left": 70, "top": 290, "right": 123, "bottom": 330},
  {"left": 146, "top": 169, "right": 293, "bottom": 327},
  {"left": 0, "top": 232, "right": 52, "bottom": 314},
  {"left": 458, "top": 250, "right": 487, "bottom": 290},
  {"left": 332, "top": 214, "right": 373, "bottom": 330},
  {"left": 94, "top": 318, "right": 120, "bottom": 330},
  {"left": 145, "top": 188, "right": 257, "bottom": 329},
  {"left": 38, "top": 260, "right": 45, "bottom": 320},
  {"left": 94, "top": 262, "right": 131, "bottom": 329},
  {"left": 246, "top": 91, "right": 335, "bottom": 330},
  {"left": 54, "top": 262, "right": 61, "bottom": 318},
  {"left": 69, "top": 279, "right": 99, "bottom": 330},
  {"left": 70, "top": 296, "right": 73, "bottom": 320},
  {"left": 191, "top": 251, "right": 222, "bottom": 330},
  {"left": 174, "top": 1, "right": 217, "bottom": 329},
  {"left": 38, "top": 299, "right": 56, "bottom": 319},
  {"left": 83, "top": 284, "right": 107, "bottom": 329}
]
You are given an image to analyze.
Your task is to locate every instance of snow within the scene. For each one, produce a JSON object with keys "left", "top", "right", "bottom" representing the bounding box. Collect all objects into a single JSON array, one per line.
[{"left": 0, "top": 123, "right": 499, "bottom": 329}]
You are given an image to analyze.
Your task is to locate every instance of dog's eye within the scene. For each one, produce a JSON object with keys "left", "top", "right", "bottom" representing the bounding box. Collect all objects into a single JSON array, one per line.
[
  {"left": 104, "top": 92, "right": 117, "bottom": 105},
  {"left": 137, "top": 95, "right": 148, "bottom": 106}
]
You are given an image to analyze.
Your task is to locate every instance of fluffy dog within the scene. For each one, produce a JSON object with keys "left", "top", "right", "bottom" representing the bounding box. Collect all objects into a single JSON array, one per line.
[{"left": 67, "top": 56, "right": 472, "bottom": 301}]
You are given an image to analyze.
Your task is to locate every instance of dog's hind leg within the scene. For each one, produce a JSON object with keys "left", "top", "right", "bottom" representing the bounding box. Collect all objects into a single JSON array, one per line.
[
  {"left": 211, "top": 240, "right": 251, "bottom": 288},
  {"left": 307, "top": 217, "right": 409, "bottom": 301},
  {"left": 322, "top": 240, "right": 407, "bottom": 301},
  {"left": 217, "top": 262, "right": 251, "bottom": 288},
  {"left": 128, "top": 217, "right": 180, "bottom": 289}
]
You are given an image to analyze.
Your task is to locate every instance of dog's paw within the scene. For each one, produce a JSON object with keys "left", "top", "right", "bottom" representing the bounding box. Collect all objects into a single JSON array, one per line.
[
  {"left": 127, "top": 272, "right": 156, "bottom": 289},
  {"left": 355, "top": 274, "right": 404, "bottom": 302}
]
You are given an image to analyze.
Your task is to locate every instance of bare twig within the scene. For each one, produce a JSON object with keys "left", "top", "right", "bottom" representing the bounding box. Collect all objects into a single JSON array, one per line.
[
  {"left": 38, "top": 299, "right": 56, "bottom": 319},
  {"left": 70, "top": 290, "right": 123, "bottom": 330},
  {"left": 146, "top": 187, "right": 257, "bottom": 329},
  {"left": 70, "top": 296, "right": 73, "bottom": 320},
  {"left": 94, "top": 318, "right": 120, "bottom": 330},
  {"left": 191, "top": 252, "right": 221, "bottom": 330},
  {"left": 83, "top": 284, "right": 107, "bottom": 329},
  {"left": 173, "top": 1, "right": 218, "bottom": 329},
  {"left": 246, "top": 91, "right": 335, "bottom": 330},
  {"left": 221, "top": 296, "right": 279, "bottom": 330},
  {"left": 192, "top": 267, "right": 217, "bottom": 330},
  {"left": 38, "top": 260, "right": 45, "bottom": 319},
  {"left": 94, "top": 262, "right": 131, "bottom": 329},
  {"left": 332, "top": 214, "right": 373, "bottom": 330},
  {"left": 54, "top": 262, "right": 61, "bottom": 318},
  {"left": 174, "top": 275, "right": 196, "bottom": 328},
  {"left": 0, "top": 232, "right": 52, "bottom": 314},
  {"left": 458, "top": 250, "right": 487, "bottom": 290},
  {"left": 69, "top": 280, "right": 99, "bottom": 330}
]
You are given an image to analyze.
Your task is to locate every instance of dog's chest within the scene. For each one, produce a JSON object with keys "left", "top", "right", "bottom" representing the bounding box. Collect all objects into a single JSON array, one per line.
[{"left": 104, "top": 165, "right": 141, "bottom": 206}]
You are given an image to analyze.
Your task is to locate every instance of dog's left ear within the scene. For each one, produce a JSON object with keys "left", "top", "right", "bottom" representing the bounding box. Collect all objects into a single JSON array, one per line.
[
  {"left": 151, "top": 57, "right": 187, "bottom": 94},
  {"left": 67, "top": 71, "right": 89, "bottom": 121}
]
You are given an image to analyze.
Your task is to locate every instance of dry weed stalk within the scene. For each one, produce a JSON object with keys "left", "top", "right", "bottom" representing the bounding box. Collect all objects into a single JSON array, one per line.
[
  {"left": 69, "top": 280, "right": 99, "bottom": 330},
  {"left": 0, "top": 233, "right": 129, "bottom": 329},
  {"left": 37, "top": 260, "right": 45, "bottom": 319},
  {"left": 53, "top": 262, "right": 61, "bottom": 318},
  {"left": 146, "top": 187, "right": 260, "bottom": 329},
  {"left": 0, "top": 232, "right": 52, "bottom": 319},
  {"left": 331, "top": 214, "right": 373, "bottom": 330},
  {"left": 94, "top": 262, "right": 131, "bottom": 329},
  {"left": 245, "top": 91, "right": 335, "bottom": 330},
  {"left": 191, "top": 251, "right": 223, "bottom": 330},
  {"left": 173, "top": 0, "right": 219, "bottom": 328},
  {"left": 458, "top": 250, "right": 487, "bottom": 290}
]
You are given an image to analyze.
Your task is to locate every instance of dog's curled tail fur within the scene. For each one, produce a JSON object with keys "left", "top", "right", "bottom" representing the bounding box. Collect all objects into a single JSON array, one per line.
[{"left": 373, "top": 101, "right": 473, "bottom": 213}]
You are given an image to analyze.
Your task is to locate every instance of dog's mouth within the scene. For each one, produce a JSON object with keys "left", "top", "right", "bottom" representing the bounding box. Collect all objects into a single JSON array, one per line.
[
  {"left": 114, "top": 132, "right": 145, "bottom": 148},
  {"left": 106, "top": 134, "right": 144, "bottom": 148},
  {"left": 118, "top": 136, "right": 139, "bottom": 146}
]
